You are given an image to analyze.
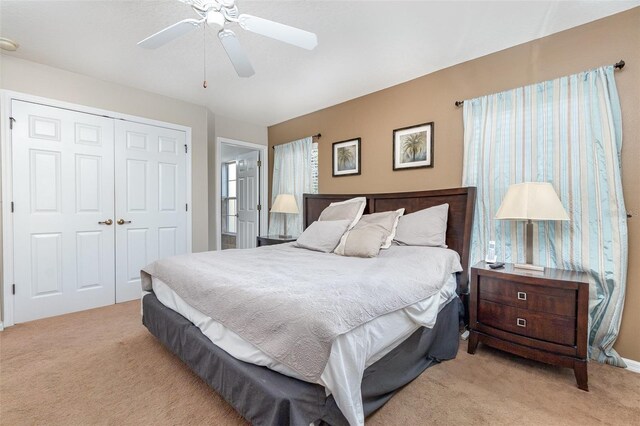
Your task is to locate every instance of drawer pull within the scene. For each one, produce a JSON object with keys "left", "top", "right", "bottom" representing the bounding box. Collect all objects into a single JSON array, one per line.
[
  {"left": 517, "top": 291, "right": 527, "bottom": 301},
  {"left": 516, "top": 318, "right": 527, "bottom": 327}
]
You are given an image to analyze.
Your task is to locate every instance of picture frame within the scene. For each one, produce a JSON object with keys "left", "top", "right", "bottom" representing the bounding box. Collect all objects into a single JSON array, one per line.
[
  {"left": 332, "top": 138, "right": 361, "bottom": 177},
  {"left": 392, "top": 122, "right": 434, "bottom": 170}
]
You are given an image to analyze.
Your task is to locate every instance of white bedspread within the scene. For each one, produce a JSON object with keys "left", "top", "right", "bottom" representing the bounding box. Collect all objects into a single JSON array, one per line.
[
  {"left": 151, "top": 273, "right": 457, "bottom": 426},
  {"left": 142, "top": 244, "right": 462, "bottom": 387}
]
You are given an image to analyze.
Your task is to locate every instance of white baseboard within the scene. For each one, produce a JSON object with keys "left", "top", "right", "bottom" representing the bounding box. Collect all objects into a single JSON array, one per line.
[
  {"left": 623, "top": 357, "right": 640, "bottom": 373},
  {"left": 0, "top": 321, "right": 3, "bottom": 331}
]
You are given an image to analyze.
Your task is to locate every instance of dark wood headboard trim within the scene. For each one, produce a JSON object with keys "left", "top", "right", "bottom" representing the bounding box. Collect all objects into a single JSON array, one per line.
[{"left": 303, "top": 187, "right": 476, "bottom": 295}]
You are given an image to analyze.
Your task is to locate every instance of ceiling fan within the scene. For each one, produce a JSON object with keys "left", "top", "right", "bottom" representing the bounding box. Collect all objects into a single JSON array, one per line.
[{"left": 138, "top": 0, "right": 318, "bottom": 78}]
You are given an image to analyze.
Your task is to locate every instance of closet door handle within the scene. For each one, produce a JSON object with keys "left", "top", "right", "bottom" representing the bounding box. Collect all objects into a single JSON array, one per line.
[
  {"left": 117, "top": 219, "right": 132, "bottom": 225},
  {"left": 98, "top": 219, "right": 113, "bottom": 225}
]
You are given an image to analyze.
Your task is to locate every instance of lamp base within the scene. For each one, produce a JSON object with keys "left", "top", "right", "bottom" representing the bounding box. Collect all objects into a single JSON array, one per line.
[
  {"left": 516, "top": 220, "right": 544, "bottom": 272},
  {"left": 514, "top": 263, "right": 545, "bottom": 272}
]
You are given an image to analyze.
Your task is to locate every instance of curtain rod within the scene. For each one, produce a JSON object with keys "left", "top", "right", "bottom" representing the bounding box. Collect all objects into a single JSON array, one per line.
[
  {"left": 454, "top": 60, "right": 626, "bottom": 107},
  {"left": 272, "top": 133, "right": 321, "bottom": 149}
]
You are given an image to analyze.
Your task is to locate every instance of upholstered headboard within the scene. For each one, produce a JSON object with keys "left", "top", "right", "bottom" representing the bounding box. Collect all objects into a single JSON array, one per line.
[{"left": 302, "top": 187, "right": 476, "bottom": 295}]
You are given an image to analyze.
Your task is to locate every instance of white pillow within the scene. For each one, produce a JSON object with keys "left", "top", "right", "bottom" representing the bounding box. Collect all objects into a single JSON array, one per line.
[
  {"left": 295, "top": 220, "right": 351, "bottom": 253},
  {"left": 394, "top": 203, "right": 449, "bottom": 247},
  {"left": 318, "top": 197, "right": 367, "bottom": 230}
]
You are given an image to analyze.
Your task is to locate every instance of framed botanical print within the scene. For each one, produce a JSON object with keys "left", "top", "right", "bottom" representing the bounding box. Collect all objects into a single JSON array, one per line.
[
  {"left": 392, "top": 122, "right": 434, "bottom": 170},
  {"left": 332, "top": 138, "right": 361, "bottom": 177}
]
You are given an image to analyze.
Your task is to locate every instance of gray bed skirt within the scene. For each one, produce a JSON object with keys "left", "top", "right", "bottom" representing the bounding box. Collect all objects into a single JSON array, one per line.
[{"left": 142, "top": 293, "right": 461, "bottom": 426}]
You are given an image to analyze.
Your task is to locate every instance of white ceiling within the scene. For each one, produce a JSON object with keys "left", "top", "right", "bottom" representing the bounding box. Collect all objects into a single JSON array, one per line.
[{"left": 1, "top": 1, "right": 638, "bottom": 126}]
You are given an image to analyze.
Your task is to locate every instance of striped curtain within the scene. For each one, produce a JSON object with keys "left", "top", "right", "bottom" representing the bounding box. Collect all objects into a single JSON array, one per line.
[
  {"left": 462, "top": 66, "right": 628, "bottom": 366},
  {"left": 269, "top": 137, "right": 315, "bottom": 237}
]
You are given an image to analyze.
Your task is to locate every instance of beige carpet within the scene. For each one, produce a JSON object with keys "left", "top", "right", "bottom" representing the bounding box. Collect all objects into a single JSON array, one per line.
[{"left": 1, "top": 301, "right": 639, "bottom": 425}]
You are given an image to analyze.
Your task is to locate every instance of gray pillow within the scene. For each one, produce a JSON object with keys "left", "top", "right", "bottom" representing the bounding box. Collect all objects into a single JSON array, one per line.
[
  {"left": 318, "top": 197, "right": 367, "bottom": 230},
  {"left": 354, "top": 209, "right": 404, "bottom": 249},
  {"left": 394, "top": 203, "right": 449, "bottom": 247},
  {"left": 342, "top": 227, "right": 387, "bottom": 258},
  {"left": 295, "top": 220, "right": 351, "bottom": 253},
  {"left": 334, "top": 209, "right": 404, "bottom": 254}
]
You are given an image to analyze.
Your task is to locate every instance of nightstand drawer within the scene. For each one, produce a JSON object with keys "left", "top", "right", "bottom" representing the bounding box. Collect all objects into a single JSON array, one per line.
[
  {"left": 479, "top": 277, "right": 576, "bottom": 317},
  {"left": 478, "top": 300, "right": 576, "bottom": 346}
]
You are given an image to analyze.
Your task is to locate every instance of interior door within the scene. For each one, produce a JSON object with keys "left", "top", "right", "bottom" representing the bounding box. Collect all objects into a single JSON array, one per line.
[
  {"left": 236, "top": 150, "right": 260, "bottom": 249},
  {"left": 11, "top": 100, "right": 116, "bottom": 322},
  {"left": 114, "top": 120, "right": 187, "bottom": 302}
]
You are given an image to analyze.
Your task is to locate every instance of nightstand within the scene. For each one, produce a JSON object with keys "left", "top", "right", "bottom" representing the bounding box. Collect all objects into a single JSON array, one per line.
[
  {"left": 256, "top": 235, "right": 296, "bottom": 247},
  {"left": 468, "top": 262, "right": 590, "bottom": 391}
]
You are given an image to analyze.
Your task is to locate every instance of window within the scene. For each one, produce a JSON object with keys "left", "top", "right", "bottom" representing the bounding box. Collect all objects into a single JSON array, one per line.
[
  {"left": 269, "top": 138, "right": 318, "bottom": 236},
  {"left": 222, "top": 161, "right": 237, "bottom": 234},
  {"left": 311, "top": 142, "right": 319, "bottom": 194}
]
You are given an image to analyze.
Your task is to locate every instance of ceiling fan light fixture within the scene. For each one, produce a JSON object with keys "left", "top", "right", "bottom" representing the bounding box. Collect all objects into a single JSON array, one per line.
[
  {"left": 0, "top": 37, "right": 19, "bottom": 51},
  {"left": 207, "top": 11, "right": 225, "bottom": 27}
]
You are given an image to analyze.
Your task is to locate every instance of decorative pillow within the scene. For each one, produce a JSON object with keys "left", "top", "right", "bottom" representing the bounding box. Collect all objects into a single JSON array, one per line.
[
  {"left": 334, "top": 209, "right": 404, "bottom": 255},
  {"left": 393, "top": 203, "right": 449, "bottom": 247},
  {"left": 342, "top": 227, "right": 387, "bottom": 258},
  {"left": 318, "top": 197, "right": 367, "bottom": 230},
  {"left": 295, "top": 220, "right": 351, "bottom": 253}
]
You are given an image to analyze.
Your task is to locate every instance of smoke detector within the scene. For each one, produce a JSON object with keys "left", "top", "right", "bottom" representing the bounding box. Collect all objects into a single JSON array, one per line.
[{"left": 0, "top": 38, "right": 19, "bottom": 51}]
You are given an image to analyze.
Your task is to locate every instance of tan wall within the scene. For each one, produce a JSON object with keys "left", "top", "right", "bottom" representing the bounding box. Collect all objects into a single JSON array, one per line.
[
  {"left": 214, "top": 115, "right": 269, "bottom": 147},
  {"left": 268, "top": 8, "right": 640, "bottom": 360}
]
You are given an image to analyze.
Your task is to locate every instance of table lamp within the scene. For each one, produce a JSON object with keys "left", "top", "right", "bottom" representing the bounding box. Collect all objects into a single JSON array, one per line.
[
  {"left": 495, "top": 182, "right": 569, "bottom": 272},
  {"left": 271, "top": 194, "right": 299, "bottom": 238}
]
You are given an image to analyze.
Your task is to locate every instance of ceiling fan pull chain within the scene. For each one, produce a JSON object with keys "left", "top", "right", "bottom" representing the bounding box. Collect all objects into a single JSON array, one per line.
[{"left": 203, "top": 24, "right": 208, "bottom": 89}]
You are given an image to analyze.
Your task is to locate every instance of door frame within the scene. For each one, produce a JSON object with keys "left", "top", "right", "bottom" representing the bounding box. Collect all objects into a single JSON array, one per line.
[
  {"left": 215, "top": 137, "right": 268, "bottom": 251},
  {"left": 0, "top": 90, "right": 193, "bottom": 327}
]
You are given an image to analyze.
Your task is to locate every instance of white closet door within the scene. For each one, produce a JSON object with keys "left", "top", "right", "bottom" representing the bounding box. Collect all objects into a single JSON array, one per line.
[
  {"left": 236, "top": 150, "right": 260, "bottom": 249},
  {"left": 12, "top": 100, "right": 116, "bottom": 322},
  {"left": 114, "top": 120, "right": 187, "bottom": 302}
]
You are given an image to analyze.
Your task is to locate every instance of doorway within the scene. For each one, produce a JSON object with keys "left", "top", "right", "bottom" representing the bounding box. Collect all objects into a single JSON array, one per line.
[{"left": 215, "top": 138, "right": 268, "bottom": 250}]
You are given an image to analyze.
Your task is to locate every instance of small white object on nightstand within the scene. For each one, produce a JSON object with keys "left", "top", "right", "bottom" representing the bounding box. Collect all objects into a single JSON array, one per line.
[{"left": 485, "top": 240, "right": 497, "bottom": 263}]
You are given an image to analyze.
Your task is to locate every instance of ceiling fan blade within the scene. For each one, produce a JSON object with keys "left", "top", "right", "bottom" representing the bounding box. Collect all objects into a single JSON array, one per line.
[
  {"left": 138, "top": 19, "right": 202, "bottom": 49},
  {"left": 238, "top": 14, "right": 317, "bottom": 50},
  {"left": 218, "top": 29, "right": 255, "bottom": 78}
]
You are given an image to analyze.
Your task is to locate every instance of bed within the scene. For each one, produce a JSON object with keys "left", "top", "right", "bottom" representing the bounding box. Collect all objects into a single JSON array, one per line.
[{"left": 141, "top": 187, "right": 476, "bottom": 426}]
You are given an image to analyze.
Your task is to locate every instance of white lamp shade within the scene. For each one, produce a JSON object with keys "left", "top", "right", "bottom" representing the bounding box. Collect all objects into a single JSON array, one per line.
[
  {"left": 495, "top": 182, "right": 570, "bottom": 221},
  {"left": 271, "top": 194, "right": 299, "bottom": 214}
]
